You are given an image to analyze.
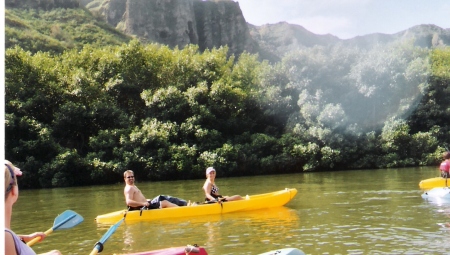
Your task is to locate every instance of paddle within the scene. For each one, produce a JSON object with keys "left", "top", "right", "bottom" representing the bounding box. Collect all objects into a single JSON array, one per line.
[
  {"left": 140, "top": 205, "right": 147, "bottom": 216},
  {"left": 446, "top": 173, "right": 448, "bottom": 188},
  {"left": 89, "top": 211, "right": 127, "bottom": 255},
  {"left": 27, "top": 210, "right": 84, "bottom": 247}
]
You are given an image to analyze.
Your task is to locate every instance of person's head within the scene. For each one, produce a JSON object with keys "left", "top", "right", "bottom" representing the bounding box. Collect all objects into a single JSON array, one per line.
[
  {"left": 5, "top": 160, "right": 22, "bottom": 201},
  {"left": 444, "top": 151, "right": 450, "bottom": 160},
  {"left": 206, "top": 167, "right": 216, "bottom": 178},
  {"left": 124, "top": 170, "right": 135, "bottom": 185}
]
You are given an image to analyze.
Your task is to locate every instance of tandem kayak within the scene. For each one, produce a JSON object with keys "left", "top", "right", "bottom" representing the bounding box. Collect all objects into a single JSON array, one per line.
[
  {"left": 422, "top": 187, "right": 450, "bottom": 200},
  {"left": 96, "top": 188, "right": 297, "bottom": 224},
  {"left": 257, "top": 248, "right": 305, "bottom": 255},
  {"left": 419, "top": 177, "right": 449, "bottom": 190},
  {"left": 117, "top": 246, "right": 208, "bottom": 255}
]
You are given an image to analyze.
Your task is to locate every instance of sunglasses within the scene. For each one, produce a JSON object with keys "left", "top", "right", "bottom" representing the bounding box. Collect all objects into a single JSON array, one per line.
[
  {"left": 5, "top": 164, "right": 17, "bottom": 198},
  {"left": 126, "top": 176, "right": 135, "bottom": 179}
]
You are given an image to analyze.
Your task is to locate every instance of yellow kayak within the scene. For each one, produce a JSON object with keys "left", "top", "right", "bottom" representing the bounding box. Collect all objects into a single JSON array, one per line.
[
  {"left": 95, "top": 188, "right": 297, "bottom": 224},
  {"left": 419, "top": 177, "right": 450, "bottom": 190}
]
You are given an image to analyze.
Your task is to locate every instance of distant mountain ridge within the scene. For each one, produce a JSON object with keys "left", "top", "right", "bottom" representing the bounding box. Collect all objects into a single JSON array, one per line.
[
  {"left": 5, "top": 0, "right": 450, "bottom": 62},
  {"left": 342, "top": 24, "right": 450, "bottom": 48},
  {"left": 81, "top": 0, "right": 450, "bottom": 63}
]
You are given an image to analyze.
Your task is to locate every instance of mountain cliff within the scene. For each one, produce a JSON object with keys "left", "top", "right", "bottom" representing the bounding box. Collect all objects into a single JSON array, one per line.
[{"left": 86, "top": 0, "right": 256, "bottom": 57}]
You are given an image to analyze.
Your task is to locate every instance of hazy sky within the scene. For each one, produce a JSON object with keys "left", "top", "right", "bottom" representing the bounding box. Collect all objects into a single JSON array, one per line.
[{"left": 238, "top": 0, "right": 450, "bottom": 39}]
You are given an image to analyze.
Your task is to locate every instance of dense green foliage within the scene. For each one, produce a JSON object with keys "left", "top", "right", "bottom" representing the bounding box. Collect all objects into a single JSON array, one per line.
[{"left": 5, "top": 37, "right": 450, "bottom": 188}]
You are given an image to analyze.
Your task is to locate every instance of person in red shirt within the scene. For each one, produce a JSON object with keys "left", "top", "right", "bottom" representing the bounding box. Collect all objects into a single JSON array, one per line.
[{"left": 439, "top": 151, "right": 450, "bottom": 186}]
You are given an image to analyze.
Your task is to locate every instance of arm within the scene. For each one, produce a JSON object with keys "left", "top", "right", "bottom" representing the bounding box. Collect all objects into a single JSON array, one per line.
[
  {"left": 5, "top": 232, "right": 17, "bottom": 255},
  {"left": 5, "top": 232, "right": 62, "bottom": 255},
  {"left": 124, "top": 186, "right": 149, "bottom": 207}
]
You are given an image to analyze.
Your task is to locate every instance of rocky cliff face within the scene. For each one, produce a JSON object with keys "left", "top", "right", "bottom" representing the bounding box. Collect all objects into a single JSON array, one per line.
[
  {"left": 91, "top": 0, "right": 255, "bottom": 56},
  {"left": 193, "top": 0, "right": 254, "bottom": 55},
  {"left": 95, "top": 0, "right": 127, "bottom": 29},
  {"left": 118, "top": 0, "right": 198, "bottom": 48}
]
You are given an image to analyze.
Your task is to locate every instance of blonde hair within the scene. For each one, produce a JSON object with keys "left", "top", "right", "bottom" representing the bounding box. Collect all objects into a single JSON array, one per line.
[{"left": 123, "top": 170, "right": 134, "bottom": 178}]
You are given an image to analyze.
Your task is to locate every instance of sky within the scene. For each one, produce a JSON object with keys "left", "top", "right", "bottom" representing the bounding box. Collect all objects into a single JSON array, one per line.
[{"left": 238, "top": 0, "right": 450, "bottom": 39}]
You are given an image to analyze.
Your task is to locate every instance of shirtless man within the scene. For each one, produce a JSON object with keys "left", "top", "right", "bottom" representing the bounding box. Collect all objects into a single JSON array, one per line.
[{"left": 123, "top": 170, "right": 188, "bottom": 209}]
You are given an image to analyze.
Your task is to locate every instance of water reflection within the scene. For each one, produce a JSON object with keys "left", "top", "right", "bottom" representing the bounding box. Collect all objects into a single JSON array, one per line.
[
  {"left": 421, "top": 194, "right": 450, "bottom": 222},
  {"left": 114, "top": 207, "right": 300, "bottom": 254}
]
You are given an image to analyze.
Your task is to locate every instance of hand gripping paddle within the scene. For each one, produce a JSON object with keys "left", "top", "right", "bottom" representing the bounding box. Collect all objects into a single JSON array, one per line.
[{"left": 27, "top": 209, "right": 84, "bottom": 247}]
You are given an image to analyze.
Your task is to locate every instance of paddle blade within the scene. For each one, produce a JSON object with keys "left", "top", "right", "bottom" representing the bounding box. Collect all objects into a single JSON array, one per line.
[
  {"left": 27, "top": 210, "right": 83, "bottom": 247},
  {"left": 90, "top": 217, "right": 125, "bottom": 255},
  {"left": 53, "top": 210, "right": 84, "bottom": 230},
  {"left": 99, "top": 217, "right": 124, "bottom": 244}
]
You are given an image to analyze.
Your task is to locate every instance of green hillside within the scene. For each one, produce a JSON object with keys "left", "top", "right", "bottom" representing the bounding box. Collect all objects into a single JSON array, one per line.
[{"left": 5, "top": 6, "right": 131, "bottom": 54}]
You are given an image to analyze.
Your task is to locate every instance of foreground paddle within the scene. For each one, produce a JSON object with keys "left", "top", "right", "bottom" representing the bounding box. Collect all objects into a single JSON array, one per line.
[
  {"left": 90, "top": 211, "right": 127, "bottom": 255},
  {"left": 27, "top": 210, "right": 84, "bottom": 247}
]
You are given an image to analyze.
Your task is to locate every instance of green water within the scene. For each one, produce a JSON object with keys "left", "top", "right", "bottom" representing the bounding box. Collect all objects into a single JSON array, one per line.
[{"left": 11, "top": 167, "right": 450, "bottom": 254}]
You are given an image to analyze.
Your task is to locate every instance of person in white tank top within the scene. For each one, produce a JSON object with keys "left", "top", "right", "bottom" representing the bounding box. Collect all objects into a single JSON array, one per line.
[{"left": 4, "top": 160, "right": 62, "bottom": 255}]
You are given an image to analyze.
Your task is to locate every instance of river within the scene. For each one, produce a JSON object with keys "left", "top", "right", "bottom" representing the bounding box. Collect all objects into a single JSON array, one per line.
[{"left": 11, "top": 166, "right": 450, "bottom": 254}]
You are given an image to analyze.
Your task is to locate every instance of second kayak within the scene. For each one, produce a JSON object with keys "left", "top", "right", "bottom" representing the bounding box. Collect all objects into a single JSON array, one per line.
[{"left": 419, "top": 177, "right": 450, "bottom": 190}]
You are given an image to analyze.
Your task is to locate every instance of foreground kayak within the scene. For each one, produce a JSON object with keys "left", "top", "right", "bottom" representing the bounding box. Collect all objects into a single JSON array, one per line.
[
  {"left": 257, "top": 248, "right": 305, "bottom": 255},
  {"left": 422, "top": 187, "right": 450, "bottom": 200},
  {"left": 419, "top": 177, "right": 450, "bottom": 190},
  {"left": 96, "top": 188, "right": 297, "bottom": 223},
  {"left": 117, "top": 246, "right": 208, "bottom": 255},
  {"left": 117, "top": 246, "right": 305, "bottom": 255}
]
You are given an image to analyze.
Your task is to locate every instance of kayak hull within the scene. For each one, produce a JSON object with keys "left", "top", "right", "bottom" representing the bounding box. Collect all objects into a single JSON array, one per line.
[
  {"left": 118, "top": 246, "right": 305, "bottom": 255},
  {"left": 96, "top": 188, "right": 297, "bottom": 223},
  {"left": 118, "top": 246, "right": 208, "bottom": 255},
  {"left": 422, "top": 187, "right": 450, "bottom": 200},
  {"left": 257, "top": 248, "right": 306, "bottom": 255},
  {"left": 419, "top": 177, "right": 449, "bottom": 190}
]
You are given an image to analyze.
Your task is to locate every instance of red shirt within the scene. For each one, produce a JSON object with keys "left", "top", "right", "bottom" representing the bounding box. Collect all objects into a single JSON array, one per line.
[{"left": 440, "top": 160, "right": 450, "bottom": 173}]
